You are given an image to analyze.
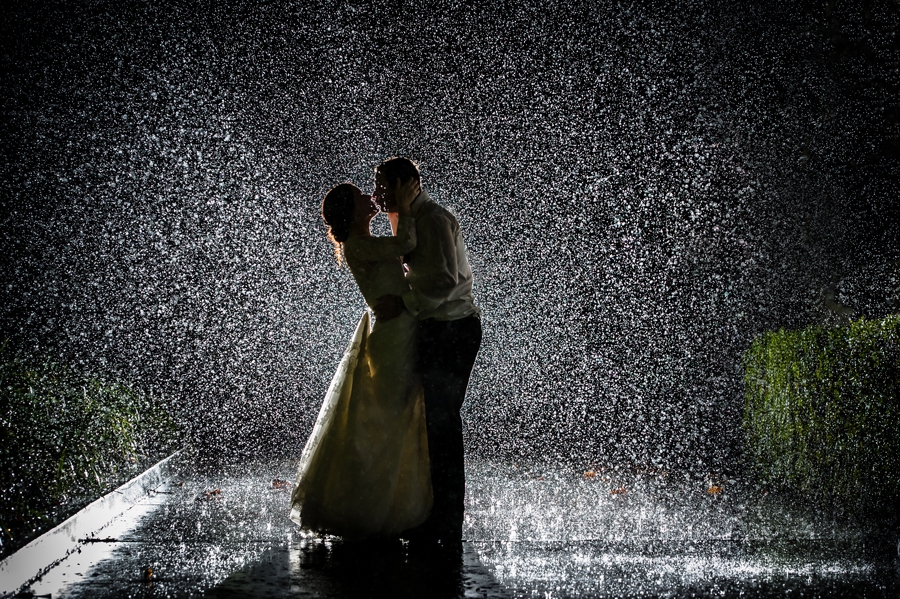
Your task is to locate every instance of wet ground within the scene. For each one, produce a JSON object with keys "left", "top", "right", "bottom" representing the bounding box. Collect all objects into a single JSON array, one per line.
[{"left": 17, "top": 456, "right": 900, "bottom": 598}]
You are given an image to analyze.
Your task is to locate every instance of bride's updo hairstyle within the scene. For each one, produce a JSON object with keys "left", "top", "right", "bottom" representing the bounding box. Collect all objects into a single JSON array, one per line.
[{"left": 321, "top": 183, "right": 356, "bottom": 263}]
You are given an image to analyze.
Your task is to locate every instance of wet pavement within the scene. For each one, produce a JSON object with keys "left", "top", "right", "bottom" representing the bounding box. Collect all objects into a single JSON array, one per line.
[{"left": 15, "top": 455, "right": 900, "bottom": 598}]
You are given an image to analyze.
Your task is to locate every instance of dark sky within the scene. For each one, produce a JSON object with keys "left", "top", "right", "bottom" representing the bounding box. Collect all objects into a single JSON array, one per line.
[{"left": 1, "top": 0, "right": 898, "bottom": 468}]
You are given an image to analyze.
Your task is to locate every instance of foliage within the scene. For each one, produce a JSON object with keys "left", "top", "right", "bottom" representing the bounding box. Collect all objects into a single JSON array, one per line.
[
  {"left": 743, "top": 316, "right": 900, "bottom": 514},
  {"left": 0, "top": 343, "right": 179, "bottom": 556}
]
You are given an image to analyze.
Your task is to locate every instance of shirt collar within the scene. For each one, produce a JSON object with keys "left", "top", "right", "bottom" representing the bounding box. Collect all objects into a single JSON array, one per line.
[{"left": 409, "top": 188, "right": 430, "bottom": 217}]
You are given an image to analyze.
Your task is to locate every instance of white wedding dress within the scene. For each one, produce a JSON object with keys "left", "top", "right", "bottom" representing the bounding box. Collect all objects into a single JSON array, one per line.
[{"left": 290, "top": 216, "right": 432, "bottom": 538}]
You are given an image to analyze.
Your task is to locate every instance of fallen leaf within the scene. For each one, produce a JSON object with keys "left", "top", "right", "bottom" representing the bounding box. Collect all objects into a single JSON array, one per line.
[
  {"left": 196, "top": 489, "right": 222, "bottom": 501},
  {"left": 610, "top": 487, "right": 627, "bottom": 495}
]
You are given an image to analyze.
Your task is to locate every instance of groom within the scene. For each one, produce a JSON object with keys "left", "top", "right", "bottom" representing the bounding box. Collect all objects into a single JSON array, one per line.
[{"left": 372, "top": 156, "right": 482, "bottom": 546}]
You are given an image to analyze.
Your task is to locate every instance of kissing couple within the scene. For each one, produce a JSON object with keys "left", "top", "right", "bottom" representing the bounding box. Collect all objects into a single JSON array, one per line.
[{"left": 289, "top": 157, "right": 482, "bottom": 547}]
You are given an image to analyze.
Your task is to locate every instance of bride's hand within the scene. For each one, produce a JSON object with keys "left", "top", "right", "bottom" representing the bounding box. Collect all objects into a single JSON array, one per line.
[
  {"left": 372, "top": 294, "right": 404, "bottom": 322},
  {"left": 395, "top": 179, "right": 420, "bottom": 216}
]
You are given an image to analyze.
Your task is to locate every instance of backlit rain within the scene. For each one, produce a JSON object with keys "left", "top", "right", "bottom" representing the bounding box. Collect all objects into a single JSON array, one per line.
[{"left": 1, "top": 1, "right": 898, "bottom": 597}]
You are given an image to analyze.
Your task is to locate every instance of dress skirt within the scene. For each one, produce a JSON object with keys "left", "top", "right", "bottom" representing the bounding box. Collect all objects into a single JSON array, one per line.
[{"left": 290, "top": 311, "right": 432, "bottom": 538}]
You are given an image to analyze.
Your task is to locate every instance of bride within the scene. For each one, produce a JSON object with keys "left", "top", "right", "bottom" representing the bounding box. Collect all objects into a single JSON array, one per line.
[{"left": 289, "top": 179, "right": 432, "bottom": 538}]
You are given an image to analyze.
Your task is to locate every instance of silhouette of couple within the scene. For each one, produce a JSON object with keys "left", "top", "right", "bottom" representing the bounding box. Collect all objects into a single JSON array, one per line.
[{"left": 290, "top": 157, "right": 481, "bottom": 549}]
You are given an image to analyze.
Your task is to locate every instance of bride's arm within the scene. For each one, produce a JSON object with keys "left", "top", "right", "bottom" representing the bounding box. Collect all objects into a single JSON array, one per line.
[{"left": 343, "top": 216, "right": 417, "bottom": 262}]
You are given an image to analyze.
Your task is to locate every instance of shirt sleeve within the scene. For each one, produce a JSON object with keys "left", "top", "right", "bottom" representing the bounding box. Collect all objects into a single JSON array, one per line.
[
  {"left": 401, "top": 212, "right": 459, "bottom": 317},
  {"left": 343, "top": 216, "right": 416, "bottom": 262}
]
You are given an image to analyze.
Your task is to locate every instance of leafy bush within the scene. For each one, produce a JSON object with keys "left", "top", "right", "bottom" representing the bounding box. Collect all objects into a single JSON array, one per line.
[
  {"left": 0, "top": 344, "right": 179, "bottom": 556},
  {"left": 743, "top": 316, "right": 900, "bottom": 514}
]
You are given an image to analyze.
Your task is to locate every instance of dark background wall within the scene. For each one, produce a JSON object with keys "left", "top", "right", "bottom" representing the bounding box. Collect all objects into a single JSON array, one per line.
[{"left": 2, "top": 0, "right": 898, "bottom": 468}]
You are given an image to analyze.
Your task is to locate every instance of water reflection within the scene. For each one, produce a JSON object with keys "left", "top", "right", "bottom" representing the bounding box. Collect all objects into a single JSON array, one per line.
[
  {"left": 25, "top": 457, "right": 897, "bottom": 598},
  {"left": 294, "top": 539, "right": 465, "bottom": 598},
  {"left": 476, "top": 538, "right": 895, "bottom": 598},
  {"left": 203, "top": 536, "right": 506, "bottom": 598}
]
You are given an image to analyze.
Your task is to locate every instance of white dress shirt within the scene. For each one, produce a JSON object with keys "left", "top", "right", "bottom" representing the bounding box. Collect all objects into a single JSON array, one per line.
[{"left": 399, "top": 190, "right": 480, "bottom": 321}]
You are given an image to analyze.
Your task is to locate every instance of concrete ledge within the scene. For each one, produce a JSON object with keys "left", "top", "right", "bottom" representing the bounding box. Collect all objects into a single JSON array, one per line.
[{"left": 0, "top": 450, "right": 182, "bottom": 596}]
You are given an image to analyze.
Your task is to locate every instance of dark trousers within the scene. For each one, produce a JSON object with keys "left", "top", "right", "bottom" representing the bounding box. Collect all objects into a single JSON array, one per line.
[{"left": 415, "top": 314, "right": 482, "bottom": 542}]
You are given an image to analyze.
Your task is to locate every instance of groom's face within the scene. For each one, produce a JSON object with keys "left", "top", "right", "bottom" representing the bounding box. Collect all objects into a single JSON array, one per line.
[{"left": 373, "top": 171, "right": 398, "bottom": 213}]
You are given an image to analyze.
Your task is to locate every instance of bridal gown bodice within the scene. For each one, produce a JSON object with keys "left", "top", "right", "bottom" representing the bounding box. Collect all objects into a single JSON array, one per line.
[{"left": 290, "top": 215, "right": 431, "bottom": 539}]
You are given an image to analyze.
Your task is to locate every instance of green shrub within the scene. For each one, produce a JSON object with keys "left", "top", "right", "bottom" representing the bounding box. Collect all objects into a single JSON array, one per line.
[
  {"left": 743, "top": 316, "right": 900, "bottom": 513},
  {"left": 0, "top": 343, "right": 179, "bottom": 556}
]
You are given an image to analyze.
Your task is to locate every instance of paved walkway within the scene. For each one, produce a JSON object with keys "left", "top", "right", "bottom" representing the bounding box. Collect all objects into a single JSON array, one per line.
[
  {"left": 17, "top": 457, "right": 899, "bottom": 598},
  {"left": 24, "top": 458, "right": 507, "bottom": 599}
]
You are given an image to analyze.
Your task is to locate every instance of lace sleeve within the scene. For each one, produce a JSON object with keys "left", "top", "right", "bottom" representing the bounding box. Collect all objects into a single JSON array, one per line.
[{"left": 344, "top": 216, "right": 417, "bottom": 262}]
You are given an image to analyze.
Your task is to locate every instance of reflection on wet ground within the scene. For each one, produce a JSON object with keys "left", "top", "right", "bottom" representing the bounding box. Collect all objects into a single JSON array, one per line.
[
  {"left": 19, "top": 455, "right": 899, "bottom": 598},
  {"left": 204, "top": 539, "right": 501, "bottom": 598},
  {"left": 476, "top": 539, "right": 891, "bottom": 597}
]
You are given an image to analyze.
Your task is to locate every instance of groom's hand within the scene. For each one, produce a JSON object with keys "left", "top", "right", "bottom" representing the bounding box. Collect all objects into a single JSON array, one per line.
[{"left": 372, "top": 294, "right": 405, "bottom": 322}]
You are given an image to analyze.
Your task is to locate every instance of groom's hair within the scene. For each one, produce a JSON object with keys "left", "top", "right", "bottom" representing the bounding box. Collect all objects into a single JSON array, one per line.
[{"left": 375, "top": 156, "right": 421, "bottom": 187}]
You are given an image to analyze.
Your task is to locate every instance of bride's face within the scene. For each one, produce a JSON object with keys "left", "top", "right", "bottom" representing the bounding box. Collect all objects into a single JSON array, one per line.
[{"left": 352, "top": 186, "right": 378, "bottom": 224}]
